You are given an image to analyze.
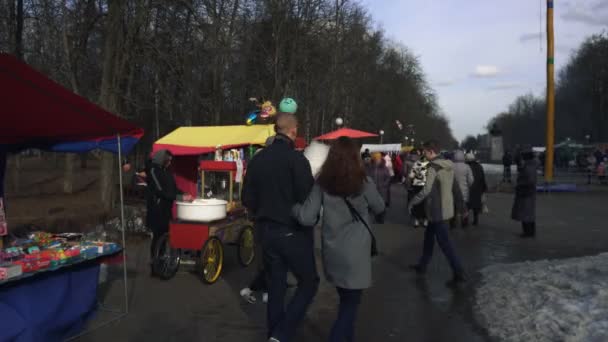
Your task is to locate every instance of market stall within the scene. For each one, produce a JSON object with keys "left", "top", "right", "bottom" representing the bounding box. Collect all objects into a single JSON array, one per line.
[
  {"left": 360, "top": 144, "right": 403, "bottom": 153},
  {"left": 151, "top": 125, "right": 280, "bottom": 283},
  {"left": 0, "top": 53, "right": 143, "bottom": 341}
]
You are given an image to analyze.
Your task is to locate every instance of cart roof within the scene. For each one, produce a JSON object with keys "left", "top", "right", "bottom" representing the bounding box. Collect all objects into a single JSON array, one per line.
[{"left": 153, "top": 125, "right": 275, "bottom": 156}]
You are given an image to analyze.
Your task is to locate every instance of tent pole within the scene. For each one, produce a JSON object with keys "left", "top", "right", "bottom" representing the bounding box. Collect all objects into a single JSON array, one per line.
[{"left": 116, "top": 134, "right": 129, "bottom": 314}]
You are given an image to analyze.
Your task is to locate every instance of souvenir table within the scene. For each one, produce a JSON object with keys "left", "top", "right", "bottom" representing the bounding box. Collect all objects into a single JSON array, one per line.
[{"left": 0, "top": 234, "right": 121, "bottom": 342}]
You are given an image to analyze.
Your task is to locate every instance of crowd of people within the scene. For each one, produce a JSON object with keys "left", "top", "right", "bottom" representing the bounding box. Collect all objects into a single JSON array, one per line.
[
  {"left": 503, "top": 148, "right": 608, "bottom": 185},
  {"left": 139, "top": 110, "right": 542, "bottom": 342},
  {"left": 237, "top": 112, "right": 501, "bottom": 342}
]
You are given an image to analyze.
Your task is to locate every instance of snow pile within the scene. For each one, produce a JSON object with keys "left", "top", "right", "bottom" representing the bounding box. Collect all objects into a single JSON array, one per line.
[{"left": 475, "top": 253, "right": 608, "bottom": 342}]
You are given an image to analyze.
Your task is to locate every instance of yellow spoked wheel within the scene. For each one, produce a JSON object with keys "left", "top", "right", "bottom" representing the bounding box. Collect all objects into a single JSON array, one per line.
[
  {"left": 201, "top": 237, "right": 224, "bottom": 284},
  {"left": 238, "top": 226, "right": 255, "bottom": 267}
]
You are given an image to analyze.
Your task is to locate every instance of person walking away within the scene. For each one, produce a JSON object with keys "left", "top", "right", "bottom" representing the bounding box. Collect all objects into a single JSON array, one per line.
[
  {"left": 408, "top": 140, "right": 468, "bottom": 287},
  {"left": 453, "top": 150, "right": 474, "bottom": 227},
  {"left": 598, "top": 158, "right": 607, "bottom": 185},
  {"left": 366, "top": 153, "right": 391, "bottom": 223},
  {"left": 594, "top": 149, "right": 604, "bottom": 167},
  {"left": 512, "top": 148, "right": 538, "bottom": 238},
  {"left": 503, "top": 151, "right": 513, "bottom": 183},
  {"left": 242, "top": 113, "right": 319, "bottom": 342},
  {"left": 292, "top": 137, "right": 385, "bottom": 342},
  {"left": 465, "top": 153, "right": 487, "bottom": 226},
  {"left": 146, "top": 150, "right": 193, "bottom": 276},
  {"left": 586, "top": 153, "right": 597, "bottom": 185},
  {"left": 383, "top": 153, "right": 395, "bottom": 178},
  {"left": 394, "top": 153, "right": 404, "bottom": 183},
  {"left": 361, "top": 148, "right": 371, "bottom": 163},
  {"left": 407, "top": 150, "right": 429, "bottom": 228},
  {"left": 240, "top": 136, "right": 276, "bottom": 304}
]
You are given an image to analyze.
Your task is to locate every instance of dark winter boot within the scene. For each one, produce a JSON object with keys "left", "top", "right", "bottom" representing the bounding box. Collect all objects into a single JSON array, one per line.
[
  {"left": 408, "top": 264, "right": 427, "bottom": 275},
  {"left": 446, "top": 272, "right": 468, "bottom": 288}
]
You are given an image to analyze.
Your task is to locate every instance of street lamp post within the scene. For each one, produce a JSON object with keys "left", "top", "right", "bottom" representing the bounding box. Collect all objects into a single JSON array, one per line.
[
  {"left": 379, "top": 130, "right": 384, "bottom": 144},
  {"left": 335, "top": 117, "right": 344, "bottom": 127}
]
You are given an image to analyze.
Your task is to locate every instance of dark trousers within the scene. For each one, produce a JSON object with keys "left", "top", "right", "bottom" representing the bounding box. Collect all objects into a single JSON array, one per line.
[
  {"left": 329, "top": 287, "right": 363, "bottom": 342},
  {"left": 472, "top": 209, "right": 480, "bottom": 225},
  {"left": 375, "top": 212, "right": 386, "bottom": 224},
  {"left": 259, "top": 222, "right": 319, "bottom": 342},
  {"left": 150, "top": 228, "right": 166, "bottom": 258},
  {"left": 418, "top": 221, "right": 464, "bottom": 274},
  {"left": 522, "top": 222, "right": 536, "bottom": 236},
  {"left": 249, "top": 224, "right": 268, "bottom": 292},
  {"left": 503, "top": 166, "right": 512, "bottom": 182}
]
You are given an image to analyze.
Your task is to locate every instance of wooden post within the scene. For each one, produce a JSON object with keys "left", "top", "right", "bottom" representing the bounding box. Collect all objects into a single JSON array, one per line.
[{"left": 545, "top": 0, "right": 555, "bottom": 182}]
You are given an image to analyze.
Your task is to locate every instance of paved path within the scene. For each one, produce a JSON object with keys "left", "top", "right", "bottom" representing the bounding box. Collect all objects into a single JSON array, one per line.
[{"left": 79, "top": 186, "right": 608, "bottom": 342}]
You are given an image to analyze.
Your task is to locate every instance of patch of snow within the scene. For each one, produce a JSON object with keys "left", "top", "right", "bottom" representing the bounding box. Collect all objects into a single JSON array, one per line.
[{"left": 475, "top": 253, "right": 608, "bottom": 342}]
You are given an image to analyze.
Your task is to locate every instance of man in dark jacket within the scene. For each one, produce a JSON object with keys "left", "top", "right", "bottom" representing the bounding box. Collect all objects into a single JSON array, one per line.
[
  {"left": 146, "top": 150, "right": 192, "bottom": 268},
  {"left": 408, "top": 140, "right": 467, "bottom": 287},
  {"left": 242, "top": 113, "right": 318, "bottom": 342}
]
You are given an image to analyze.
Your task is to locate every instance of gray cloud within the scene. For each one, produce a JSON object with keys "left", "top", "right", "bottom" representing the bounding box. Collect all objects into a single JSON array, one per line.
[
  {"left": 593, "top": 1, "right": 608, "bottom": 11},
  {"left": 557, "top": 45, "right": 574, "bottom": 54},
  {"left": 520, "top": 32, "right": 542, "bottom": 43},
  {"left": 471, "top": 65, "right": 501, "bottom": 78},
  {"left": 435, "top": 80, "right": 455, "bottom": 87},
  {"left": 561, "top": 7, "right": 608, "bottom": 26},
  {"left": 487, "top": 83, "right": 522, "bottom": 91}
]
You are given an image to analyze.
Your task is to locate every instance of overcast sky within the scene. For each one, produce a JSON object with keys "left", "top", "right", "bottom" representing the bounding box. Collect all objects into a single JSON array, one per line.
[{"left": 360, "top": 0, "right": 608, "bottom": 141}]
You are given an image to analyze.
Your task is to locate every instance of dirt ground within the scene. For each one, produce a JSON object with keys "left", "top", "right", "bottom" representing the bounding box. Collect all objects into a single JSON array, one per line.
[{"left": 4, "top": 154, "right": 132, "bottom": 233}]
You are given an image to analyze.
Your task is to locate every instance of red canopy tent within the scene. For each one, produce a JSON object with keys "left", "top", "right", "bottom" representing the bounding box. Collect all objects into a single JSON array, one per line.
[
  {"left": 314, "top": 127, "right": 378, "bottom": 140},
  {"left": 0, "top": 53, "right": 143, "bottom": 151},
  {"left": 0, "top": 53, "right": 142, "bottom": 338}
]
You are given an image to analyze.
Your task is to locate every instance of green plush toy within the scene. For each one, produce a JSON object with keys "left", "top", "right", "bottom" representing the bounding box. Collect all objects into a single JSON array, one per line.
[{"left": 279, "top": 98, "right": 297, "bottom": 114}]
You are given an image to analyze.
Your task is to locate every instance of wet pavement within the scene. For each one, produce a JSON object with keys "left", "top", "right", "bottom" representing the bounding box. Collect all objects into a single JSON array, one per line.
[{"left": 78, "top": 186, "right": 608, "bottom": 342}]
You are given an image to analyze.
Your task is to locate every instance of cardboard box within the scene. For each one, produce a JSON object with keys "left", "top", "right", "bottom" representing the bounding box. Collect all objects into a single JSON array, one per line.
[{"left": 0, "top": 264, "right": 22, "bottom": 280}]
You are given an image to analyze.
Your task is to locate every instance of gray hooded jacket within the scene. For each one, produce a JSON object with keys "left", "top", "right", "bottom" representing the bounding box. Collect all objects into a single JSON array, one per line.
[
  {"left": 409, "top": 157, "right": 463, "bottom": 223},
  {"left": 453, "top": 150, "right": 474, "bottom": 202}
]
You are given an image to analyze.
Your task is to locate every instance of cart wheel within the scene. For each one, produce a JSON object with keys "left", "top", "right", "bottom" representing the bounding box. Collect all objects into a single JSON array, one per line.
[
  {"left": 237, "top": 226, "right": 255, "bottom": 267},
  {"left": 200, "top": 237, "right": 224, "bottom": 284},
  {"left": 153, "top": 233, "right": 180, "bottom": 280}
]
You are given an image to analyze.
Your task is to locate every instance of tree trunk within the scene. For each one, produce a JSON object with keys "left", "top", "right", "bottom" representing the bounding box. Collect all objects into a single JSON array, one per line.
[
  {"left": 98, "top": 0, "right": 125, "bottom": 212},
  {"left": 15, "top": 0, "right": 24, "bottom": 59}
]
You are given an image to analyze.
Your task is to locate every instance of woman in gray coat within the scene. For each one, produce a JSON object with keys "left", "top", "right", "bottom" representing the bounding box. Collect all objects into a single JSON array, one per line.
[
  {"left": 512, "top": 149, "right": 537, "bottom": 237},
  {"left": 293, "top": 137, "right": 385, "bottom": 342}
]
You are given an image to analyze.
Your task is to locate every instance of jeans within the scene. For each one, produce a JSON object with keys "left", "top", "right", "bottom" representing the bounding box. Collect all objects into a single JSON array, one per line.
[
  {"left": 503, "top": 166, "right": 512, "bottom": 182},
  {"left": 418, "top": 221, "right": 464, "bottom": 274},
  {"left": 329, "top": 288, "right": 363, "bottom": 342},
  {"left": 249, "top": 224, "right": 268, "bottom": 292},
  {"left": 259, "top": 222, "right": 319, "bottom": 342}
]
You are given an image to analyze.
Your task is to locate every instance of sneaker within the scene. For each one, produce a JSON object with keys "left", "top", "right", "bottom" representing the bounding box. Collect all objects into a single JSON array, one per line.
[
  {"left": 268, "top": 338, "right": 280, "bottom": 342},
  {"left": 240, "top": 287, "right": 256, "bottom": 304},
  {"left": 413, "top": 219, "right": 419, "bottom": 228},
  {"left": 408, "top": 264, "right": 426, "bottom": 275},
  {"left": 262, "top": 292, "right": 268, "bottom": 303},
  {"left": 423, "top": 219, "right": 428, "bottom": 227}
]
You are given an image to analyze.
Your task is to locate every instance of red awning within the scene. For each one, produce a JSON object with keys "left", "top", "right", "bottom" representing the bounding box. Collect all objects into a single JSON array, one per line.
[
  {"left": 0, "top": 53, "right": 143, "bottom": 147},
  {"left": 314, "top": 128, "right": 378, "bottom": 140}
]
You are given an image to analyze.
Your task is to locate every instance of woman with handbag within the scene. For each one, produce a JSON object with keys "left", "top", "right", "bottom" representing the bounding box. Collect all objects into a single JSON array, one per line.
[{"left": 292, "top": 136, "right": 385, "bottom": 342}]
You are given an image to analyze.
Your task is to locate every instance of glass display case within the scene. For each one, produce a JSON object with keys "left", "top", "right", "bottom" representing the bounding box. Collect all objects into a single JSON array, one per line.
[{"left": 199, "top": 161, "right": 245, "bottom": 211}]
